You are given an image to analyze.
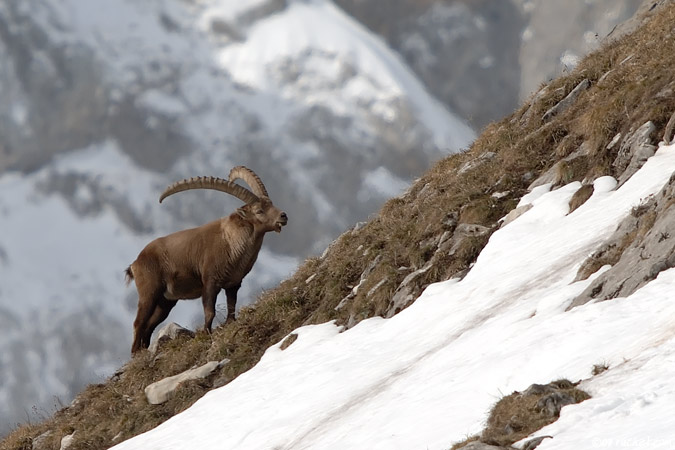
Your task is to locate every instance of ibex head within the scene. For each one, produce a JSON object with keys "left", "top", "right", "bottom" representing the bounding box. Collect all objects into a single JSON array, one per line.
[{"left": 159, "top": 166, "right": 288, "bottom": 233}]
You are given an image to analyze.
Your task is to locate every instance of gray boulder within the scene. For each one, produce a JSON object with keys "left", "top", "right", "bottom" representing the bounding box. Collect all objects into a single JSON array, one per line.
[
  {"left": 148, "top": 322, "right": 195, "bottom": 355},
  {"left": 145, "top": 358, "right": 230, "bottom": 405}
]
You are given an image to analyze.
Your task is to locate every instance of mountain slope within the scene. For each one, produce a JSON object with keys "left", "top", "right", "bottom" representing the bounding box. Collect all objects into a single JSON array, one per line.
[
  {"left": 111, "top": 144, "right": 675, "bottom": 450},
  {"left": 4, "top": 1, "right": 675, "bottom": 449}
]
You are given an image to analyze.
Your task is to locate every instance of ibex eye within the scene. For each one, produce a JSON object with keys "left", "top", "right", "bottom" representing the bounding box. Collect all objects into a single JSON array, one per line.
[{"left": 256, "top": 209, "right": 264, "bottom": 214}]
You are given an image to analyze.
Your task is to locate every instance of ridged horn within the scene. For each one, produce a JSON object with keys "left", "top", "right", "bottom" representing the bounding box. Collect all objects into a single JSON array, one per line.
[
  {"left": 159, "top": 176, "right": 259, "bottom": 204},
  {"left": 228, "top": 166, "right": 269, "bottom": 198}
]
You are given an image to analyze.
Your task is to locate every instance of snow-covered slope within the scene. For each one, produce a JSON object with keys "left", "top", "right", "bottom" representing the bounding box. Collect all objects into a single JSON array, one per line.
[
  {"left": 113, "top": 144, "right": 675, "bottom": 449},
  {"left": 0, "top": 0, "right": 473, "bottom": 433}
]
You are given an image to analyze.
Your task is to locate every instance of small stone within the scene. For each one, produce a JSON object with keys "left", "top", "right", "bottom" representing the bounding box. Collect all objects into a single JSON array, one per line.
[
  {"left": 149, "top": 322, "right": 195, "bottom": 354},
  {"left": 522, "top": 436, "right": 553, "bottom": 450},
  {"left": 144, "top": 358, "right": 230, "bottom": 405},
  {"left": 60, "top": 432, "right": 75, "bottom": 450},
  {"left": 31, "top": 430, "right": 52, "bottom": 450}
]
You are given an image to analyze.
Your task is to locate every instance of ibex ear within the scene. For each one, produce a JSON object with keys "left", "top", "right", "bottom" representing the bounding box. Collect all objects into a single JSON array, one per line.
[{"left": 236, "top": 208, "right": 248, "bottom": 219}]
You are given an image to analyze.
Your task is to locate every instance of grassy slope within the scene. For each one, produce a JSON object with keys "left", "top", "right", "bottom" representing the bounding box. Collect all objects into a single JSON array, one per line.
[{"left": 4, "top": 4, "right": 675, "bottom": 449}]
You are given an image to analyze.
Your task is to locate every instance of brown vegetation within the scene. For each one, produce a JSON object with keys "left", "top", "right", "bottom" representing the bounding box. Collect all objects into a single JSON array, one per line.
[{"left": 451, "top": 380, "right": 590, "bottom": 449}]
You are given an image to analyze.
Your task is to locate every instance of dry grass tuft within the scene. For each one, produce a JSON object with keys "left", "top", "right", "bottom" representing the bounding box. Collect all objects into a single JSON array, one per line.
[
  {"left": 480, "top": 381, "right": 590, "bottom": 447},
  {"left": 452, "top": 380, "right": 590, "bottom": 449}
]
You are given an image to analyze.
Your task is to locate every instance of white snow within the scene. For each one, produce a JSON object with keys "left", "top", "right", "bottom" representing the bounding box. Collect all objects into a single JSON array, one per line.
[{"left": 113, "top": 145, "right": 675, "bottom": 448}]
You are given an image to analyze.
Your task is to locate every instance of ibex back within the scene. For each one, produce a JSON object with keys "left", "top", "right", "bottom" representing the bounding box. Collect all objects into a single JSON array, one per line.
[{"left": 125, "top": 167, "right": 287, "bottom": 354}]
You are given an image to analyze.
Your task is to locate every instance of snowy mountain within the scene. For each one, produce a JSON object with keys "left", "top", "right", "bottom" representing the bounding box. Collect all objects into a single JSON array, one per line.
[
  {"left": 0, "top": 0, "right": 474, "bottom": 434},
  {"left": 112, "top": 143, "right": 675, "bottom": 450},
  {"left": 334, "top": 0, "right": 642, "bottom": 128}
]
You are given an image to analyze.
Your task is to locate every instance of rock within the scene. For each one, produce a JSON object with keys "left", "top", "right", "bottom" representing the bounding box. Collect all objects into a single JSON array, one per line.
[
  {"left": 366, "top": 279, "right": 388, "bottom": 297},
  {"left": 536, "top": 392, "right": 576, "bottom": 417},
  {"left": 500, "top": 204, "right": 533, "bottom": 227},
  {"left": 459, "top": 442, "right": 508, "bottom": 450},
  {"left": 606, "top": 132, "right": 622, "bottom": 150},
  {"left": 519, "top": 86, "right": 550, "bottom": 125},
  {"left": 455, "top": 223, "right": 491, "bottom": 237},
  {"left": 522, "top": 435, "right": 553, "bottom": 450},
  {"left": 441, "top": 211, "right": 459, "bottom": 230},
  {"left": 386, "top": 261, "right": 433, "bottom": 318},
  {"left": 528, "top": 143, "right": 589, "bottom": 190},
  {"left": 31, "top": 430, "right": 52, "bottom": 450},
  {"left": 144, "top": 358, "right": 230, "bottom": 405},
  {"left": 542, "top": 79, "right": 590, "bottom": 121},
  {"left": 569, "top": 176, "right": 675, "bottom": 308},
  {"left": 440, "top": 223, "right": 491, "bottom": 257},
  {"left": 568, "top": 184, "right": 594, "bottom": 214},
  {"left": 60, "top": 432, "right": 75, "bottom": 450},
  {"left": 458, "top": 152, "right": 497, "bottom": 175},
  {"left": 663, "top": 109, "right": 675, "bottom": 144},
  {"left": 305, "top": 273, "right": 317, "bottom": 284},
  {"left": 613, "top": 121, "right": 656, "bottom": 185},
  {"left": 280, "top": 333, "right": 298, "bottom": 351},
  {"left": 335, "top": 255, "right": 382, "bottom": 310},
  {"left": 148, "top": 322, "right": 195, "bottom": 355},
  {"left": 523, "top": 383, "right": 556, "bottom": 396}
]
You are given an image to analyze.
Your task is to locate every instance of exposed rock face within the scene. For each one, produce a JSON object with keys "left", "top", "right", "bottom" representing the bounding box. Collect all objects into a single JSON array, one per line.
[
  {"left": 613, "top": 121, "right": 657, "bottom": 186},
  {"left": 570, "top": 174, "right": 675, "bottom": 308},
  {"left": 542, "top": 79, "right": 590, "bottom": 122}
]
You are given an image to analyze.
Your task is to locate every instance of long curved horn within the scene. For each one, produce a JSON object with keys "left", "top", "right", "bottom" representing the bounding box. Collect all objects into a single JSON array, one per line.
[
  {"left": 228, "top": 166, "right": 269, "bottom": 198},
  {"left": 159, "top": 176, "right": 259, "bottom": 204}
]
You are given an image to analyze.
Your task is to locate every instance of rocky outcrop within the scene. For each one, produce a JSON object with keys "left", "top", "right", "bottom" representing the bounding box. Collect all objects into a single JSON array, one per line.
[
  {"left": 570, "top": 174, "right": 675, "bottom": 308},
  {"left": 612, "top": 121, "right": 657, "bottom": 186},
  {"left": 542, "top": 79, "right": 590, "bottom": 122}
]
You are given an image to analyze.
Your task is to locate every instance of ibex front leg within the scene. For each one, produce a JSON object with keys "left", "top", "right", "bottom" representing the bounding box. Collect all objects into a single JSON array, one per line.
[
  {"left": 201, "top": 281, "right": 220, "bottom": 333},
  {"left": 225, "top": 284, "right": 240, "bottom": 324}
]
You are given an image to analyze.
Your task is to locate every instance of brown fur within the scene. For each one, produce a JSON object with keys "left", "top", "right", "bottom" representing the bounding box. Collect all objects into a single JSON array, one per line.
[{"left": 127, "top": 198, "right": 287, "bottom": 354}]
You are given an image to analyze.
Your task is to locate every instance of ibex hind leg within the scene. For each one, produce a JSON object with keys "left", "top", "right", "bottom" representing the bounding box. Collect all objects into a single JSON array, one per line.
[
  {"left": 132, "top": 288, "right": 163, "bottom": 354},
  {"left": 142, "top": 297, "right": 178, "bottom": 348}
]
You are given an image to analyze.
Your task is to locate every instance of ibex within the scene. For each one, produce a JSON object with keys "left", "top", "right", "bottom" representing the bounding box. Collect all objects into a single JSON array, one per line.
[{"left": 125, "top": 166, "right": 287, "bottom": 354}]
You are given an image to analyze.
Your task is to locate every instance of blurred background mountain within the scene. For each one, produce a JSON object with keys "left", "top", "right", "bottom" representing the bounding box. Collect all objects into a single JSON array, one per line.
[{"left": 0, "top": 0, "right": 641, "bottom": 436}]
